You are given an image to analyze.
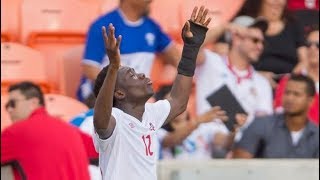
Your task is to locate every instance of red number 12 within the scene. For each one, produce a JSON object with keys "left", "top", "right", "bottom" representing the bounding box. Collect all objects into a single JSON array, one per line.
[{"left": 142, "top": 135, "right": 153, "bottom": 156}]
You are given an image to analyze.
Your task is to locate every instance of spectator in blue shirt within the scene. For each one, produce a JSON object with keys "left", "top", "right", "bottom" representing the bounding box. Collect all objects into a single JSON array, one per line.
[{"left": 78, "top": 0, "right": 182, "bottom": 106}]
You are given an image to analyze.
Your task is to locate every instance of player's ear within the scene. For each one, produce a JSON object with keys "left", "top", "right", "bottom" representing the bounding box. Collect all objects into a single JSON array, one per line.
[{"left": 114, "top": 89, "right": 126, "bottom": 100}]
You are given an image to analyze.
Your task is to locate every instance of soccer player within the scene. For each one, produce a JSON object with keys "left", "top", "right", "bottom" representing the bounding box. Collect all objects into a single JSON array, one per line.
[{"left": 93, "top": 5, "right": 211, "bottom": 180}]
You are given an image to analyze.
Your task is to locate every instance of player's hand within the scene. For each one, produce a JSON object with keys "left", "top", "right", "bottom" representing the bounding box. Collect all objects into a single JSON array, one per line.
[
  {"left": 181, "top": 5, "right": 211, "bottom": 46},
  {"left": 102, "top": 23, "right": 122, "bottom": 68},
  {"left": 197, "top": 106, "right": 228, "bottom": 123}
]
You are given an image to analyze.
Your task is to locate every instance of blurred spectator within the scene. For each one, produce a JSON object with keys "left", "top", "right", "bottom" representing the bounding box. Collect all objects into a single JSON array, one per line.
[
  {"left": 1, "top": 82, "right": 90, "bottom": 180},
  {"left": 233, "top": 74, "right": 319, "bottom": 158},
  {"left": 195, "top": 16, "right": 273, "bottom": 132},
  {"left": 288, "top": 0, "right": 319, "bottom": 10},
  {"left": 274, "top": 29, "right": 319, "bottom": 125},
  {"left": 237, "top": 0, "right": 308, "bottom": 88},
  {"left": 71, "top": 109, "right": 102, "bottom": 180},
  {"left": 154, "top": 85, "right": 231, "bottom": 160},
  {"left": 287, "top": 0, "right": 319, "bottom": 35},
  {"left": 77, "top": 0, "right": 181, "bottom": 106}
]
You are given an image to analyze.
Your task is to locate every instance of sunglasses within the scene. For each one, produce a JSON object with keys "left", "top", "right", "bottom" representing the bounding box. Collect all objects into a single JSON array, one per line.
[
  {"left": 5, "top": 99, "right": 28, "bottom": 109},
  {"left": 306, "top": 41, "right": 319, "bottom": 48},
  {"left": 245, "top": 36, "right": 265, "bottom": 45}
]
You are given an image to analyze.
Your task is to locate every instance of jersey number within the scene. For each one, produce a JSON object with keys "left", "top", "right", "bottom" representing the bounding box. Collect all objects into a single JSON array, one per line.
[{"left": 142, "top": 135, "right": 153, "bottom": 156}]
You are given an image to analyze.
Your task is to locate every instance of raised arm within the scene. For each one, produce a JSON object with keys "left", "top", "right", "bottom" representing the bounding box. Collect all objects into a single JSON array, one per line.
[
  {"left": 93, "top": 24, "right": 122, "bottom": 139},
  {"left": 164, "top": 6, "right": 211, "bottom": 124}
]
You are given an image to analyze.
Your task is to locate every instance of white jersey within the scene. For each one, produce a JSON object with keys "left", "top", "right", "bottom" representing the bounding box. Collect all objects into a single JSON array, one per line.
[
  {"left": 93, "top": 100, "right": 171, "bottom": 180},
  {"left": 195, "top": 50, "right": 273, "bottom": 126}
]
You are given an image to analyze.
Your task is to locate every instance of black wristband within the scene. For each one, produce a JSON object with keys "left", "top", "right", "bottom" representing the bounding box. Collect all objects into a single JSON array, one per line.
[
  {"left": 178, "top": 20, "right": 208, "bottom": 77},
  {"left": 182, "top": 20, "right": 208, "bottom": 46},
  {"left": 177, "top": 44, "right": 199, "bottom": 77}
]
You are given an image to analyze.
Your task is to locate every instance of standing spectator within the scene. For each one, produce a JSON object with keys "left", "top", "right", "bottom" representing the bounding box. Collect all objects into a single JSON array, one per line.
[
  {"left": 233, "top": 74, "right": 319, "bottom": 158},
  {"left": 1, "top": 82, "right": 90, "bottom": 180},
  {"left": 77, "top": 0, "right": 182, "bottom": 106},
  {"left": 237, "top": 0, "right": 308, "bottom": 88},
  {"left": 196, "top": 16, "right": 273, "bottom": 131},
  {"left": 274, "top": 29, "right": 319, "bottom": 125}
]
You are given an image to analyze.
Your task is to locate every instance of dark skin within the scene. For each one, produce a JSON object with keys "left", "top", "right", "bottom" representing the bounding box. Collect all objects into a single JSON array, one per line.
[
  {"left": 233, "top": 80, "right": 314, "bottom": 158},
  {"left": 94, "top": 6, "right": 211, "bottom": 139}
]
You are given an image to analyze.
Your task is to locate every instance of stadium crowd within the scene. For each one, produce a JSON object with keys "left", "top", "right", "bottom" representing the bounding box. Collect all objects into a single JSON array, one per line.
[{"left": 1, "top": 0, "right": 319, "bottom": 179}]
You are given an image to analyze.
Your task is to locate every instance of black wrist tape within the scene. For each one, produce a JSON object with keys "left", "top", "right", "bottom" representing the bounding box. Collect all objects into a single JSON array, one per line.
[
  {"left": 182, "top": 20, "right": 208, "bottom": 46},
  {"left": 177, "top": 44, "right": 199, "bottom": 77},
  {"left": 178, "top": 20, "right": 208, "bottom": 77}
]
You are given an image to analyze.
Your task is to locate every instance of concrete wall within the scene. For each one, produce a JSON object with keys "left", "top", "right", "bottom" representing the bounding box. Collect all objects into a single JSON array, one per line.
[{"left": 157, "top": 159, "right": 319, "bottom": 180}]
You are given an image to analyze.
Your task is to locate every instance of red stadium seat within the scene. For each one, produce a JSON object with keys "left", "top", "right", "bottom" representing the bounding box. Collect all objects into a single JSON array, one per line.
[
  {"left": 100, "top": 0, "right": 118, "bottom": 14},
  {"left": 44, "top": 94, "right": 89, "bottom": 122},
  {"left": 1, "top": 0, "right": 22, "bottom": 42},
  {"left": 21, "top": 0, "right": 101, "bottom": 94},
  {"left": 21, "top": 0, "right": 100, "bottom": 43},
  {"left": 1, "top": 42, "right": 53, "bottom": 94},
  {"left": 179, "top": 0, "right": 246, "bottom": 29},
  {"left": 60, "top": 45, "right": 84, "bottom": 98},
  {"left": 150, "top": 56, "right": 176, "bottom": 93},
  {"left": 149, "top": 0, "right": 184, "bottom": 43}
]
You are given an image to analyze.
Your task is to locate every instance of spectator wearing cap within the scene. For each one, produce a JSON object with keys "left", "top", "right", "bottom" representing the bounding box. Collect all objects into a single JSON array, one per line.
[
  {"left": 274, "top": 28, "right": 319, "bottom": 125},
  {"left": 1, "top": 82, "right": 91, "bottom": 180},
  {"left": 233, "top": 74, "right": 319, "bottom": 158},
  {"left": 236, "top": 0, "right": 308, "bottom": 88},
  {"left": 195, "top": 16, "right": 273, "bottom": 142}
]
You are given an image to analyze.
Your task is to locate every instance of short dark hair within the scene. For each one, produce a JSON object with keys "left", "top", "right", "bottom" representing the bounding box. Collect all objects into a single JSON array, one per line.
[
  {"left": 93, "top": 65, "right": 116, "bottom": 106},
  {"left": 288, "top": 74, "right": 316, "bottom": 97},
  {"left": 8, "top": 81, "right": 45, "bottom": 106}
]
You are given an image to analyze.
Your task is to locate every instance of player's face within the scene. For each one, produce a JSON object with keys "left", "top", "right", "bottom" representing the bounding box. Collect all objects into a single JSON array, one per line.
[
  {"left": 306, "top": 30, "right": 319, "bottom": 66},
  {"left": 118, "top": 66, "right": 154, "bottom": 100},
  {"left": 282, "top": 80, "right": 313, "bottom": 116},
  {"left": 239, "top": 28, "right": 264, "bottom": 63},
  {"left": 6, "top": 90, "right": 35, "bottom": 121}
]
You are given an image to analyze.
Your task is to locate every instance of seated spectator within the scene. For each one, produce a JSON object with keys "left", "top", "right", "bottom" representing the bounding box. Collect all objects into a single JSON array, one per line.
[
  {"left": 287, "top": 0, "right": 319, "bottom": 35},
  {"left": 236, "top": 0, "right": 308, "bottom": 88},
  {"left": 274, "top": 28, "right": 319, "bottom": 125},
  {"left": 1, "top": 82, "right": 91, "bottom": 179},
  {"left": 155, "top": 85, "right": 246, "bottom": 160},
  {"left": 233, "top": 74, "right": 319, "bottom": 158},
  {"left": 196, "top": 16, "right": 273, "bottom": 132}
]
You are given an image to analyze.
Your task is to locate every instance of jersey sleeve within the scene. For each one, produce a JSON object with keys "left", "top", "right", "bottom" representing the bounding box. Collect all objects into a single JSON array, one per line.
[
  {"left": 146, "top": 100, "right": 171, "bottom": 130},
  {"left": 92, "top": 108, "right": 121, "bottom": 153},
  {"left": 83, "top": 21, "right": 106, "bottom": 67}
]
